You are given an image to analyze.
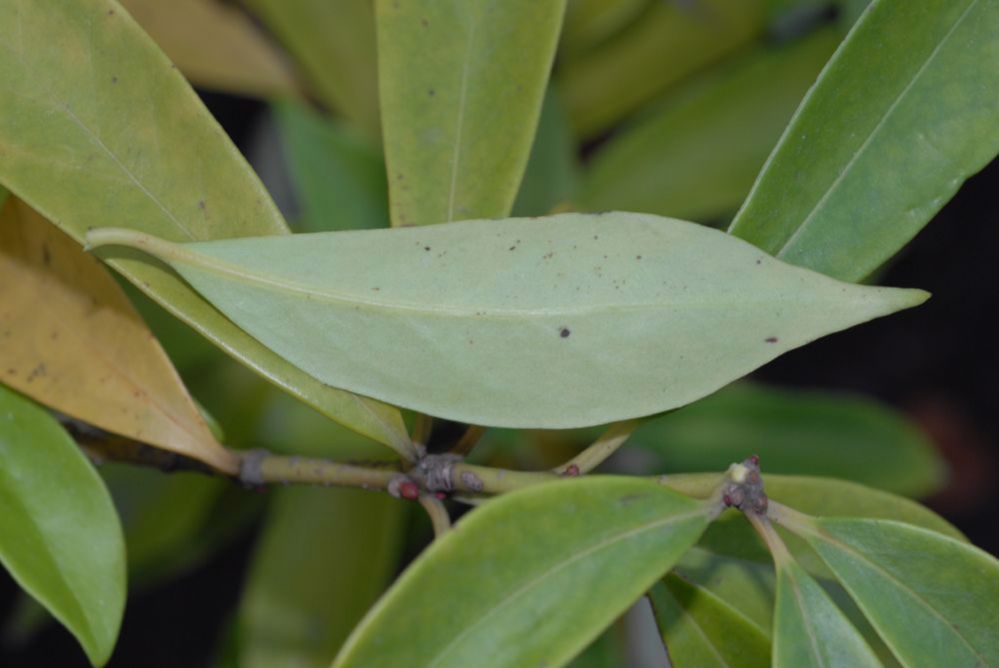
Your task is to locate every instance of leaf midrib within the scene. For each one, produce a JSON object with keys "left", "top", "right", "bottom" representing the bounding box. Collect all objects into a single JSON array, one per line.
[
  {"left": 813, "top": 527, "right": 986, "bottom": 664},
  {"left": 168, "top": 241, "right": 886, "bottom": 319},
  {"left": 772, "top": 0, "right": 979, "bottom": 260}
]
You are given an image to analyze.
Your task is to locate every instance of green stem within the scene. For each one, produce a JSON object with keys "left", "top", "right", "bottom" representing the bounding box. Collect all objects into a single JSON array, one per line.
[
  {"left": 554, "top": 419, "right": 638, "bottom": 475},
  {"left": 419, "top": 494, "right": 452, "bottom": 537}
]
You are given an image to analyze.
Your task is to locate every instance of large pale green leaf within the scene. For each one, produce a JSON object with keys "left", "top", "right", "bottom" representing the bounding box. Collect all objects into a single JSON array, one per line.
[
  {"left": 333, "top": 477, "right": 712, "bottom": 668},
  {"left": 0, "top": 0, "right": 410, "bottom": 456},
  {"left": 797, "top": 517, "right": 999, "bottom": 667},
  {"left": 558, "top": 0, "right": 766, "bottom": 138},
  {"left": 377, "top": 0, "right": 566, "bottom": 226},
  {"left": 649, "top": 573, "right": 770, "bottom": 668},
  {"left": 273, "top": 99, "right": 389, "bottom": 233},
  {"left": 87, "top": 213, "right": 925, "bottom": 428},
  {"left": 237, "top": 487, "right": 404, "bottom": 668},
  {"left": 581, "top": 28, "right": 839, "bottom": 222},
  {"left": 729, "top": 0, "right": 999, "bottom": 281},
  {"left": 773, "top": 559, "right": 881, "bottom": 667},
  {"left": 633, "top": 382, "right": 945, "bottom": 497},
  {"left": 0, "top": 386, "right": 125, "bottom": 666}
]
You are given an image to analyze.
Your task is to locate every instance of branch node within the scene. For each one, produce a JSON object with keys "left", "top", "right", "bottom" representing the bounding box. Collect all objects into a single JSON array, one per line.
[
  {"left": 387, "top": 474, "right": 421, "bottom": 500},
  {"left": 721, "top": 454, "right": 768, "bottom": 515},
  {"left": 411, "top": 453, "right": 463, "bottom": 494},
  {"left": 239, "top": 448, "right": 271, "bottom": 487}
]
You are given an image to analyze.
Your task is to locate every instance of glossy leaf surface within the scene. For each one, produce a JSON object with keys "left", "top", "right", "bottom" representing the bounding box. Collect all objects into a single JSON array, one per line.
[
  {"left": 88, "top": 213, "right": 926, "bottom": 428},
  {"left": 802, "top": 517, "right": 999, "bottom": 667},
  {"left": 377, "top": 0, "right": 566, "bottom": 226},
  {"left": 0, "top": 386, "right": 125, "bottom": 666},
  {"left": 0, "top": 199, "right": 237, "bottom": 473},
  {"left": 243, "top": 0, "right": 380, "bottom": 135},
  {"left": 633, "top": 382, "right": 944, "bottom": 497},
  {"left": 649, "top": 573, "right": 770, "bottom": 668},
  {"left": 273, "top": 99, "right": 389, "bottom": 233},
  {"left": 730, "top": 0, "right": 999, "bottom": 281},
  {"left": 119, "top": 0, "right": 301, "bottom": 98},
  {"left": 773, "top": 559, "right": 881, "bottom": 668},
  {"left": 0, "top": 0, "right": 410, "bottom": 456},
  {"left": 334, "top": 478, "right": 711, "bottom": 668},
  {"left": 582, "top": 29, "right": 838, "bottom": 222}
]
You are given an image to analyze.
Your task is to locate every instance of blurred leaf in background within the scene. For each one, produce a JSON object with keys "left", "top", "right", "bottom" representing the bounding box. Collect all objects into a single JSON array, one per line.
[
  {"left": 629, "top": 382, "right": 946, "bottom": 497},
  {"left": 581, "top": 28, "right": 838, "bottom": 222},
  {"left": 273, "top": 99, "right": 389, "bottom": 232},
  {"left": 119, "top": 0, "right": 301, "bottom": 98},
  {"left": 512, "top": 88, "right": 581, "bottom": 217},
  {"left": 242, "top": 0, "right": 380, "bottom": 136}
]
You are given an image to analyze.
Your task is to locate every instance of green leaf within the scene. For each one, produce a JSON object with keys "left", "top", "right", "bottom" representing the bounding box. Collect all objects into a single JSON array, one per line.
[
  {"left": 581, "top": 28, "right": 839, "bottom": 222},
  {"left": 729, "top": 0, "right": 999, "bottom": 281},
  {"left": 773, "top": 559, "right": 881, "bottom": 667},
  {"left": 87, "top": 213, "right": 926, "bottom": 428},
  {"left": 0, "top": 0, "right": 410, "bottom": 457},
  {"left": 0, "top": 385, "right": 125, "bottom": 666},
  {"left": 377, "top": 0, "right": 567, "bottom": 226},
  {"left": 237, "top": 487, "right": 405, "bottom": 668},
  {"left": 632, "top": 382, "right": 945, "bottom": 497},
  {"left": 672, "top": 547, "right": 776, "bottom": 634},
  {"left": 649, "top": 573, "right": 770, "bottom": 668},
  {"left": 273, "top": 99, "right": 389, "bottom": 233},
  {"left": 242, "top": 0, "right": 380, "bottom": 136},
  {"left": 333, "top": 477, "right": 712, "bottom": 668},
  {"left": 558, "top": 0, "right": 766, "bottom": 138},
  {"left": 512, "top": 88, "right": 580, "bottom": 217},
  {"left": 795, "top": 517, "right": 999, "bottom": 666}
]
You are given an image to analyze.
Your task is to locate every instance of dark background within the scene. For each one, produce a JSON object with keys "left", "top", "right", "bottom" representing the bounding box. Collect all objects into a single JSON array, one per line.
[{"left": 2, "top": 86, "right": 997, "bottom": 667}]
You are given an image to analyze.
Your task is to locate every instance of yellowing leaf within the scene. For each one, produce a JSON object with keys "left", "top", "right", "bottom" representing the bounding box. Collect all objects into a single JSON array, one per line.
[
  {"left": 0, "top": 198, "right": 238, "bottom": 474},
  {"left": 119, "top": 0, "right": 301, "bottom": 98}
]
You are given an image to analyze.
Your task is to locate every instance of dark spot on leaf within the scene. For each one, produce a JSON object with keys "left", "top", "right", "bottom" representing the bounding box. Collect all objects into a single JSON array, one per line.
[
  {"left": 636, "top": 255, "right": 642, "bottom": 260},
  {"left": 26, "top": 363, "right": 46, "bottom": 383},
  {"left": 107, "top": 8, "right": 115, "bottom": 15},
  {"left": 198, "top": 200, "right": 206, "bottom": 210},
  {"left": 765, "top": 336, "right": 779, "bottom": 343},
  {"left": 560, "top": 327, "right": 571, "bottom": 338},
  {"left": 421, "top": 18, "right": 429, "bottom": 27},
  {"left": 618, "top": 492, "right": 650, "bottom": 506},
  {"left": 111, "top": 76, "right": 118, "bottom": 84},
  {"left": 424, "top": 246, "right": 431, "bottom": 251},
  {"left": 41, "top": 244, "right": 51, "bottom": 265},
  {"left": 428, "top": 88, "right": 435, "bottom": 97},
  {"left": 509, "top": 245, "right": 516, "bottom": 251},
  {"left": 755, "top": 259, "right": 762, "bottom": 265}
]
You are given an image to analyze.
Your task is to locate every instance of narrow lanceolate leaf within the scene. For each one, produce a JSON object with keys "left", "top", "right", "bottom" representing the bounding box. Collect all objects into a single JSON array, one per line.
[
  {"left": 119, "top": 0, "right": 301, "bottom": 98},
  {"left": 730, "top": 0, "right": 999, "bottom": 282},
  {"left": 0, "top": 199, "right": 238, "bottom": 473},
  {"left": 87, "top": 213, "right": 927, "bottom": 428},
  {"left": 238, "top": 488, "right": 404, "bottom": 668},
  {"left": 632, "top": 382, "right": 945, "bottom": 497},
  {"left": 774, "top": 559, "right": 881, "bottom": 668},
  {"left": 794, "top": 517, "right": 999, "bottom": 667},
  {"left": 0, "top": 0, "right": 411, "bottom": 457},
  {"left": 377, "top": 0, "right": 567, "bottom": 226},
  {"left": 244, "top": 0, "right": 380, "bottom": 136},
  {"left": 0, "top": 386, "right": 125, "bottom": 667},
  {"left": 649, "top": 573, "right": 770, "bottom": 668},
  {"left": 333, "top": 478, "right": 713, "bottom": 668}
]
